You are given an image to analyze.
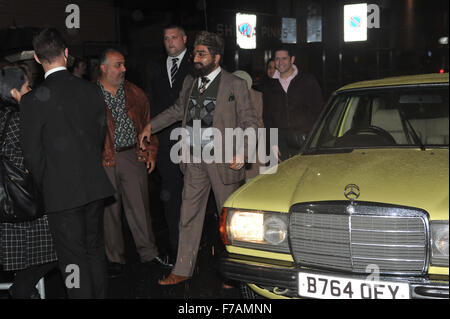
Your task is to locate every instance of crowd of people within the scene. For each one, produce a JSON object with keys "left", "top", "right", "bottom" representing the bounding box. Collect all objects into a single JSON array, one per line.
[{"left": 0, "top": 25, "right": 323, "bottom": 299}]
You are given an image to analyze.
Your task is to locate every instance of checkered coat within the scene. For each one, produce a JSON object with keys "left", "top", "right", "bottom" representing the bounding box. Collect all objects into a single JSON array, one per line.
[{"left": 0, "top": 104, "right": 57, "bottom": 271}]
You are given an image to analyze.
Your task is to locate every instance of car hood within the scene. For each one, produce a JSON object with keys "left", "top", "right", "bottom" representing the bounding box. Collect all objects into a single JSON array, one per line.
[{"left": 226, "top": 149, "right": 449, "bottom": 220}]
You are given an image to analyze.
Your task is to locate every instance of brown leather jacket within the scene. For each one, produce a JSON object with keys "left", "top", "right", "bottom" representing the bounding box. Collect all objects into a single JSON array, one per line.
[{"left": 102, "top": 80, "right": 158, "bottom": 167}]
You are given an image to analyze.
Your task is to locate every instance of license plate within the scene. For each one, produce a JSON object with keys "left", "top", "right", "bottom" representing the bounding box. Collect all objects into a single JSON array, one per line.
[{"left": 298, "top": 272, "right": 410, "bottom": 299}]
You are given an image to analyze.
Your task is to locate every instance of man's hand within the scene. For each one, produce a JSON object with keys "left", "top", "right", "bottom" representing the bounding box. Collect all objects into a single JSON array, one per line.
[
  {"left": 229, "top": 154, "right": 245, "bottom": 171},
  {"left": 272, "top": 145, "right": 282, "bottom": 163},
  {"left": 139, "top": 123, "right": 152, "bottom": 151},
  {"left": 146, "top": 156, "right": 156, "bottom": 174}
]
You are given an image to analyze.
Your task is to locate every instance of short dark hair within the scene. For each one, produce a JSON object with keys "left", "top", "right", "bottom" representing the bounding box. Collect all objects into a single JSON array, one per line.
[
  {"left": 273, "top": 46, "right": 294, "bottom": 58},
  {"left": 32, "top": 28, "right": 67, "bottom": 64},
  {"left": 69, "top": 57, "right": 85, "bottom": 72},
  {"left": 163, "top": 25, "right": 186, "bottom": 36},
  {"left": 0, "top": 66, "right": 28, "bottom": 105},
  {"left": 100, "top": 48, "right": 124, "bottom": 65},
  {"left": 73, "top": 58, "right": 86, "bottom": 69}
]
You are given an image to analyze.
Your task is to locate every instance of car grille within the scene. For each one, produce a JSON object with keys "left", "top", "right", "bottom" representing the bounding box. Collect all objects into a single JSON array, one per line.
[{"left": 289, "top": 202, "right": 429, "bottom": 275}]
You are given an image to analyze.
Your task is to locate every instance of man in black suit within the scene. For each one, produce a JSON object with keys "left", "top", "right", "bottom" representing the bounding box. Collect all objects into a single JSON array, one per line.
[
  {"left": 146, "top": 25, "right": 192, "bottom": 264},
  {"left": 20, "top": 28, "right": 114, "bottom": 299}
]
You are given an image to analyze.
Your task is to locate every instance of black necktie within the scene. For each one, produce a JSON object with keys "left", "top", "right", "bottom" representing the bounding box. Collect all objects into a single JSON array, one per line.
[
  {"left": 198, "top": 77, "right": 210, "bottom": 94},
  {"left": 170, "top": 58, "right": 179, "bottom": 86}
]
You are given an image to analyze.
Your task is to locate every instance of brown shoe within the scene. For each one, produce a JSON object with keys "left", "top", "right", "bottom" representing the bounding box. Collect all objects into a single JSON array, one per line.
[
  {"left": 158, "top": 273, "right": 190, "bottom": 286},
  {"left": 222, "top": 282, "right": 234, "bottom": 289}
]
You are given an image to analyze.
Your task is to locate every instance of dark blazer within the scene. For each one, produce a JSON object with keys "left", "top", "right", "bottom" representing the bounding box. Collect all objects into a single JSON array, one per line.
[
  {"left": 263, "top": 71, "right": 323, "bottom": 159},
  {"left": 150, "top": 70, "right": 258, "bottom": 185},
  {"left": 262, "top": 72, "right": 323, "bottom": 135},
  {"left": 146, "top": 52, "right": 192, "bottom": 150},
  {"left": 20, "top": 70, "right": 114, "bottom": 213}
]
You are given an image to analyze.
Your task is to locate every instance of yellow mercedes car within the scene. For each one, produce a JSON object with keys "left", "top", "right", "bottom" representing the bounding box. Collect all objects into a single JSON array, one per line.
[{"left": 219, "top": 73, "right": 449, "bottom": 299}]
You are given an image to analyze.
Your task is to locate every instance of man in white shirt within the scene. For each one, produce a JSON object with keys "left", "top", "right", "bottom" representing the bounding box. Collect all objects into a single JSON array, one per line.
[
  {"left": 146, "top": 25, "right": 193, "bottom": 266},
  {"left": 164, "top": 27, "right": 188, "bottom": 88}
]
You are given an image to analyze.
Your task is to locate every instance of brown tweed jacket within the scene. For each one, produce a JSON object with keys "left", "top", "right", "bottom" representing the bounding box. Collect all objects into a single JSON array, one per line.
[{"left": 150, "top": 69, "right": 258, "bottom": 185}]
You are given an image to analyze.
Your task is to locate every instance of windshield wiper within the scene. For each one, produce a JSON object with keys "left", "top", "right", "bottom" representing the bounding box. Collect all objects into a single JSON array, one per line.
[{"left": 398, "top": 108, "right": 426, "bottom": 151}]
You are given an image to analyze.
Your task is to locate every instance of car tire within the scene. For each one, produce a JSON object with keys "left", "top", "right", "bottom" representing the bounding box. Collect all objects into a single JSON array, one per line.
[{"left": 239, "top": 284, "right": 263, "bottom": 299}]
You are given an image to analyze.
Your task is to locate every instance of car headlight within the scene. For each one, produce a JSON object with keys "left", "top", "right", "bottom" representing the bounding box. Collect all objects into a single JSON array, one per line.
[
  {"left": 430, "top": 221, "right": 449, "bottom": 267},
  {"left": 229, "top": 211, "right": 265, "bottom": 243},
  {"left": 220, "top": 208, "right": 290, "bottom": 254},
  {"left": 264, "top": 216, "right": 288, "bottom": 245}
]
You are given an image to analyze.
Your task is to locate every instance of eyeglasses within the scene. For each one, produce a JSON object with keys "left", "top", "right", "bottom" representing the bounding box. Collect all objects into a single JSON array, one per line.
[{"left": 192, "top": 51, "right": 210, "bottom": 58}]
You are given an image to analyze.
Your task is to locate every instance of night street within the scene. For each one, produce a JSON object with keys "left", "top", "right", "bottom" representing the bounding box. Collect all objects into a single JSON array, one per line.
[
  {"left": 0, "top": 0, "right": 448, "bottom": 303},
  {"left": 1, "top": 173, "right": 241, "bottom": 299}
]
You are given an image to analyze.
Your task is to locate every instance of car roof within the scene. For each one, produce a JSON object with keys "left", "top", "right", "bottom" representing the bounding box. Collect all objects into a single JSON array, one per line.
[{"left": 337, "top": 73, "right": 449, "bottom": 92}]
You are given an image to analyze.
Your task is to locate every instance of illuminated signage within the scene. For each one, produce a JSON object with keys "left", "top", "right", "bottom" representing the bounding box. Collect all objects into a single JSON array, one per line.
[
  {"left": 307, "top": 15, "right": 322, "bottom": 43},
  {"left": 236, "top": 13, "right": 257, "bottom": 49},
  {"left": 344, "top": 3, "right": 368, "bottom": 42},
  {"left": 281, "top": 18, "right": 297, "bottom": 44}
]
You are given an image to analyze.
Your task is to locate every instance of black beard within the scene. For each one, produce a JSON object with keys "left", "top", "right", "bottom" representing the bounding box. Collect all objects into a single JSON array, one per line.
[{"left": 192, "top": 61, "right": 216, "bottom": 77}]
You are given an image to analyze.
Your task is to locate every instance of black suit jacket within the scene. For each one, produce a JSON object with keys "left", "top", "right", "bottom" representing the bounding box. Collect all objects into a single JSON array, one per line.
[
  {"left": 20, "top": 70, "right": 114, "bottom": 213},
  {"left": 146, "top": 52, "right": 192, "bottom": 151}
]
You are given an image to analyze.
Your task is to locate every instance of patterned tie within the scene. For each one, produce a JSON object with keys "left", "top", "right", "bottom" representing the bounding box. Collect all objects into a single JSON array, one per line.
[
  {"left": 170, "top": 57, "right": 179, "bottom": 86},
  {"left": 198, "top": 77, "right": 210, "bottom": 94}
]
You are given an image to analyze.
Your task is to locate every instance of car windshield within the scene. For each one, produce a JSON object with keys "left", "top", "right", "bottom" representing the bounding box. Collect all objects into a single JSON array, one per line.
[{"left": 308, "top": 85, "right": 449, "bottom": 151}]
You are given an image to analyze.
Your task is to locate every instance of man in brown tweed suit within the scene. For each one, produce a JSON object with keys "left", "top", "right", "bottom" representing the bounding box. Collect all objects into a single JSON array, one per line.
[{"left": 139, "top": 31, "right": 258, "bottom": 285}]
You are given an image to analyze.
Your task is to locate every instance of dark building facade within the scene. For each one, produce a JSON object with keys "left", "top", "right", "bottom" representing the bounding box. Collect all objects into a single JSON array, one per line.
[
  {"left": 118, "top": 0, "right": 448, "bottom": 97},
  {"left": 1, "top": 0, "right": 448, "bottom": 98}
]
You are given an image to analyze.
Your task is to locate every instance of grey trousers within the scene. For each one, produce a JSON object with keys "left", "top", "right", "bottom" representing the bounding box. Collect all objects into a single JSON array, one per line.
[
  {"left": 103, "top": 149, "right": 158, "bottom": 264},
  {"left": 173, "top": 161, "right": 240, "bottom": 277}
]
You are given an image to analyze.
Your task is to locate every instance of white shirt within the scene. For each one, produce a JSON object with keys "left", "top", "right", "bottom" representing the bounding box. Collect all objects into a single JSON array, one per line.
[
  {"left": 166, "top": 49, "right": 187, "bottom": 87},
  {"left": 44, "top": 66, "right": 67, "bottom": 79},
  {"left": 197, "top": 66, "right": 222, "bottom": 90}
]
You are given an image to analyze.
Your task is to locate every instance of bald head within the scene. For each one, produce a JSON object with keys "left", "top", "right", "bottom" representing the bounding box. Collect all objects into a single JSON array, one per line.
[{"left": 100, "top": 49, "right": 126, "bottom": 87}]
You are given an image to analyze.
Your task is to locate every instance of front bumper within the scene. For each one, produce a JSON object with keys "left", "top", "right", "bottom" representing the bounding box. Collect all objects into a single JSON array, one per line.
[{"left": 220, "top": 255, "right": 449, "bottom": 299}]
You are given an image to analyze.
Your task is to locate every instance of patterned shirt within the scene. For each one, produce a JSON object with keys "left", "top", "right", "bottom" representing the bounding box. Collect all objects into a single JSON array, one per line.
[{"left": 98, "top": 82, "right": 136, "bottom": 150}]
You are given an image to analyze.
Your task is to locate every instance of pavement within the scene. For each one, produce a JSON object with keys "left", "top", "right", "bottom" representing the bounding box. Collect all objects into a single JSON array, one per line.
[{"left": 105, "top": 193, "right": 241, "bottom": 299}]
